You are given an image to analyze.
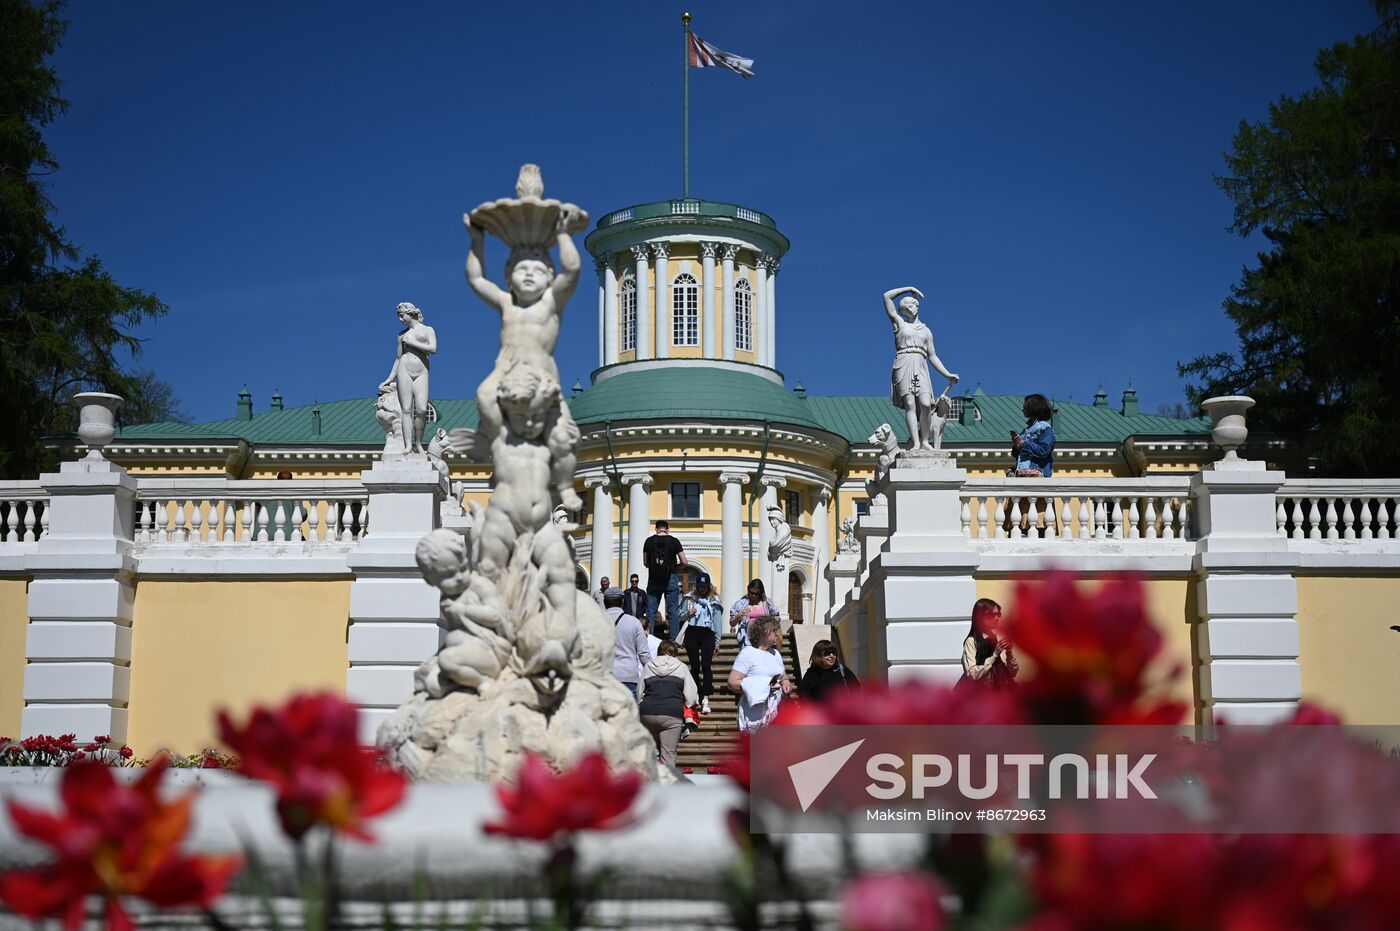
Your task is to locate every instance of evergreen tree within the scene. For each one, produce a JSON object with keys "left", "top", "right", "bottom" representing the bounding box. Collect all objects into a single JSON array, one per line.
[
  {"left": 0, "top": 0, "right": 175, "bottom": 478},
  {"left": 1181, "top": 2, "right": 1400, "bottom": 475}
]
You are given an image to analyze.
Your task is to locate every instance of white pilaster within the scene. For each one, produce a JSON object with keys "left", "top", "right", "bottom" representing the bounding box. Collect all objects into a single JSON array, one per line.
[
  {"left": 754, "top": 257, "right": 769, "bottom": 368},
  {"left": 624, "top": 473, "right": 654, "bottom": 582},
  {"left": 652, "top": 242, "right": 671, "bottom": 360},
  {"left": 602, "top": 255, "right": 618, "bottom": 366},
  {"left": 586, "top": 475, "right": 615, "bottom": 588},
  {"left": 346, "top": 463, "right": 444, "bottom": 743},
  {"left": 24, "top": 458, "right": 138, "bottom": 740},
  {"left": 765, "top": 258, "right": 779, "bottom": 369},
  {"left": 719, "top": 472, "right": 749, "bottom": 608},
  {"left": 631, "top": 245, "right": 652, "bottom": 360},
  {"left": 1190, "top": 460, "right": 1301, "bottom": 725},
  {"left": 700, "top": 242, "right": 718, "bottom": 358},
  {"left": 811, "top": 487, "right": 832, "bottom": 622},
  {"left": 719, "top": 244, "right": 738, "bottom": 361},
  {"left": 594, "top": 257, "right": 607, "bottom": 369},
  {"left": 758, "top": 475, "right": 786, "bottom": 598}
]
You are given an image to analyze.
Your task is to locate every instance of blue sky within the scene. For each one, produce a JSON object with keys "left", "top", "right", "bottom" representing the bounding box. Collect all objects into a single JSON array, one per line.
[{"left": 42, "top": 1, "right": 1378, "bottom": 423}]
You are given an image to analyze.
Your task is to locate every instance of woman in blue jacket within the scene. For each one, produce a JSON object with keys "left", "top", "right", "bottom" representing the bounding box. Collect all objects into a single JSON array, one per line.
[
  {"left": 1011, "top": 394, "right": 1055, "bottom": 477},
  {"left": 680, "top": 573, "right": 726, "bottom": 714}
]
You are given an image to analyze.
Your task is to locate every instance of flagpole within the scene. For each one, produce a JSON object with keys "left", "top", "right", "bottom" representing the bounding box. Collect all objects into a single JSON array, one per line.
[{"left": 682, "top": 11, "right": 691, "bottom": 199}]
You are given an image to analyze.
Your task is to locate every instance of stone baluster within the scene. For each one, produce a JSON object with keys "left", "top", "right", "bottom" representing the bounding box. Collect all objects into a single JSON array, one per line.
[
  {"left": 959, "top": 498, "right": 971, "bottom": 538},
  {"left": 291, "top": 502, "right": 304, "bottom": 542}
]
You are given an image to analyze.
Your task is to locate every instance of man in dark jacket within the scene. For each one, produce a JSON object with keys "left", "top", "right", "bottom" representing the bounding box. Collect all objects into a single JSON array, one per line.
[{"left": 621, "top": 574, "right": 648, "bottom": 622}]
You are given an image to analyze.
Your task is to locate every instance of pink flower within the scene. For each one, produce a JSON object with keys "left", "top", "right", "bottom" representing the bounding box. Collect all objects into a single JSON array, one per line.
[{"left": 840, "top": 871, "right": 947, "bottom": 931}]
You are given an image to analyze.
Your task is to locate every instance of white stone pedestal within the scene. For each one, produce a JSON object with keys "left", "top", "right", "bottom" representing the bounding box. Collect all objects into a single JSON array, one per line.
[
  {"left": 867, "top": 461, "right": 979, "bottom": 686},
  {"left": 23, "top": 458, "right": 138, "bottom": 740},
  {"left": 346, "top": 463, "right": 444, "bottom": 743},
  {"left": 1190, "top": 461, "right": 1301, "bottom": 725}
]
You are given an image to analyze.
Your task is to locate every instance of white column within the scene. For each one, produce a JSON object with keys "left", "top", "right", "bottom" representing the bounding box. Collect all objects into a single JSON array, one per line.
[
  {"left": 754, "top": 256, "right": 769, "bottom": 367},
  {"left": 652, "top": 241, "right": 671, "bottom": 359},
  {"left": 758, "top": 475, "right": 786, "bottom": 597},
  {"left": 624, "top": 473, "right": 653, "bottom": 582},
  {"left": 719, "top": 472, "right": 749, "bottom": 608},
  {"left": 700, "top": 242, "right": 718, "bottom": 358},
  {"left": 1190, "top": 457, "right": 1301, "bottom": 725},
  {"left": 765, "top": 258, "right": 779, "bottom": 369},
  {"left": 586, "top": 475, "right": 614, "bottom": 587},
  {"left": 24, "top": 457, "right": 138, "bottom": 739},
  {"left": 631, "top": 245, "right": 651, "bottom": 360},
  {"left": 602, "top": 254, "right": 618, "bottom": 366},
  {"left": 720, "top": 244, "right": 738, "bottom": 361},
  {"left": 811, "top": 487, "right": 832, "bottom": 622},
  {"left": 346, "top": 463, "right": 445, "bottom": 742}
]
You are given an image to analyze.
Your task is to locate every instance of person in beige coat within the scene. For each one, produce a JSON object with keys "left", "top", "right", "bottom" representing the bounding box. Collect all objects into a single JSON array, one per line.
[{"left": 637, "top": 641, "right": 699, "bottom": 770}]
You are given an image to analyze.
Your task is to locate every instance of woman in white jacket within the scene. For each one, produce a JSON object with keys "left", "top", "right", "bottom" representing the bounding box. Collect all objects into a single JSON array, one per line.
[{"left": 637, "top": 641, "right": 699, "bottom": 770}]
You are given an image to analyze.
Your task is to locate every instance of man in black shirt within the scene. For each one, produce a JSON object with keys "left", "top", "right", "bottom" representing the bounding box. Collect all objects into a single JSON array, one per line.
[
  {"left": 621, "top": 574, "right": 648, "bottom": 621},
  {"left": 641, "top": 519, "right": 687, "bottom": 640}
]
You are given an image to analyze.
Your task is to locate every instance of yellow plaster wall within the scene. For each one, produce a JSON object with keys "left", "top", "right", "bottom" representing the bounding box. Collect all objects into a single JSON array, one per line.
[
  {"left": 125, "top": 581, "right": 351, "bottom": 756},
  {"left": 1297, "top": 577, "right": 1400, "bottom": 724},
  {"left": 975, "top": 576, "right": 1197, "bottom": 712},
  {"left": 0, "top": 580, "right": 28, "bottom": 737}
]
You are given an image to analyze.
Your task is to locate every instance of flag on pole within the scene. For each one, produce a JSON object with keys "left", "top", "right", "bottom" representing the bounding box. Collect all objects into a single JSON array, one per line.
[{"left": 688, "top": 32, "right": 755, "bottom": 78}]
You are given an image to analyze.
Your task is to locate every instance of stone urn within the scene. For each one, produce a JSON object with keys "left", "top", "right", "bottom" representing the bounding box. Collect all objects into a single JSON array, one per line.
[
  {"left": 1201, "top": 395, "right": 1254, "bottom": 462},
  {"left": 73, "top": 392, "right": 125, "bottom": 461}
]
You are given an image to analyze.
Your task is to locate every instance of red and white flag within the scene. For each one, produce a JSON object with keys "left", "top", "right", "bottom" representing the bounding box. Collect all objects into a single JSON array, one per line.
[{"left": 688, "top": 32, "right": 754, "bottom": 78}]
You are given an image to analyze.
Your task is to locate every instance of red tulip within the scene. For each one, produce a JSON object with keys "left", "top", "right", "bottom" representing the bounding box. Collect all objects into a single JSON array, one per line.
[
  {"left": 840, "top": 871, "right": 948, "bottom": 931},
  {"left": 483, "top": 752, "right": 641, "bottom": 842},
  {"left": 217, "top": 692, "right": 406, "bottom": 841},
  {"left": 1001, "top": 572, "right": 1186, "bottom": 726},
  {"left": 0, "top": 758, "right": 241, "bottom": 930}
]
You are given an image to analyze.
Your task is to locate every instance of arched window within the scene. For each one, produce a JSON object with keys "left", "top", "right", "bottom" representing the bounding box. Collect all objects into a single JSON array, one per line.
[
  {"left": 672, "top": 273, "right": 699, "bottom": 346},
  {"left": 734, "top": 279, "right": 753, "bottom": 351},
  {"left": 619, "top": 274, "right": 636, "bottom": 352}
]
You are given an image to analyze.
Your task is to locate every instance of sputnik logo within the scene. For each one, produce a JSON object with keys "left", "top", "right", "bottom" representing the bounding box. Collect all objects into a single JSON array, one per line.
[{"left": 787, "top": 739, "right": 865, "bottom": 812}]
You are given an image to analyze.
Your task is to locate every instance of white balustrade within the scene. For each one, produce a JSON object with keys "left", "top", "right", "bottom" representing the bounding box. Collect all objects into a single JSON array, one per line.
[
  {"left": 1275, "top": 481, "right": 1400, "bottom": 543},
  {"left": 0, "top": 483, "right": 48, "bottom": 545},
  {"left": 959, "top": 478, "right": 1194, "bottom": 543},
  {"left": 131, "top": 479, "right": 369, "bottom": 548}
]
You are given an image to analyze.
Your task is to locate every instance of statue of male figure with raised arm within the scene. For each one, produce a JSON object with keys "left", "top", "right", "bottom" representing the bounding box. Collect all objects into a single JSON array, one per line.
[{"left": 883, "top": 285, "right": 959, "bottom": 452}]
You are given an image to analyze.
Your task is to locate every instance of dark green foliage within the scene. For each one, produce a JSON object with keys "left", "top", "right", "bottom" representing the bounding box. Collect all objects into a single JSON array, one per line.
[
  {"left": 1180, "top": 2, "right": 1400, "bottom": 475},
  {"left": 0, "top": 0, "right": 175, "bottom": 478}
]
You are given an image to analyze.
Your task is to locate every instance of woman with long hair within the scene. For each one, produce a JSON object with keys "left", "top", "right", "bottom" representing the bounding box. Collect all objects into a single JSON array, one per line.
[
  {"left": 800, "top": 639, "right": 860, "bottom": 702},
  {"left": 957, "top": 598, "right": 1017, "bottom": 689},
  {"left": 729, "top": 577, "right": 779, "bottom": 649}
]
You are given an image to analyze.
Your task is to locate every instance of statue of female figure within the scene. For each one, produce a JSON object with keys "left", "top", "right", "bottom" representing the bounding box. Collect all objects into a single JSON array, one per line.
[
  {"left": 380, "top": 302, "right": 437, "bottom": 454},
  {"left": 883, "top": 286, "right": 958, "bottom": 452}
]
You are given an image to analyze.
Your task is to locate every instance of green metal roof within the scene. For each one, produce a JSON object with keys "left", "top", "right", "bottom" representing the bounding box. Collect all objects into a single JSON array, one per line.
[
  {"left": 117, "top": 398, "right": 480, "bottom": 445},
  {"left": 114, "top": 371, "right": 1209, "bottom": 449},
  {"left": 569, "top": 368, "right": 829, "bottom": 433}
]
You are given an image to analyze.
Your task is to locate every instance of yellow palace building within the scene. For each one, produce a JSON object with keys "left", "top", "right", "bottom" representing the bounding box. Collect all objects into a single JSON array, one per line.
[{"left": 1, "top": 195, "right": 1396, "bottom": 753}]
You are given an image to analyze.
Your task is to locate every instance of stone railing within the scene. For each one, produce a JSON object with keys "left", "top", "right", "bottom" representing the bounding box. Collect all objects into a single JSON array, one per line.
[
  {"left": 961, "top": 476, "right": 1194, "bottom": 542},
  {"left": 1275, "top": 479, "right": 1400, "bottom": 542},
  {"left": 0, "top": 482, "right": 48, "bottom": 544},
  {"left": 132, "top": 478, "right": 369, "bottom": 545}
]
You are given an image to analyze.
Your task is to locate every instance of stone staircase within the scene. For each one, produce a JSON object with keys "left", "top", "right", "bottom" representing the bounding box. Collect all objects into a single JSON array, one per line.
[{"left": 673, "top": 634, "right": 799, "bottom": 772}]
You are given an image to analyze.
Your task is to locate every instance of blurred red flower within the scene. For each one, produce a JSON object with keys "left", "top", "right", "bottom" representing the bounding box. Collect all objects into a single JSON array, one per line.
[
  {"left": 0, "top": 758, "right": 241, "bottom": 930},
  {"left": 775, "top": 679, "right": 1024, "bottom": 727},
  {"left": 483, "top": 752, "right": 641, "bottom": 842},
  {"left": 1001, "top": 573, "right": 1186, "bottom": 725},
  {"left": 217, "top": 691, "right": 406, "bottom": 842},
  {"left": 840, "top": 870, "right": 947, "bottom": 931}
]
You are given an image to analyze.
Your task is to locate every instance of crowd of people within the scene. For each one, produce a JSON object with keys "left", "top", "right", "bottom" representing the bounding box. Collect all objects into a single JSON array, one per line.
[{"left": 600, "top": 518, "right": 1020, "bottom": 768}]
